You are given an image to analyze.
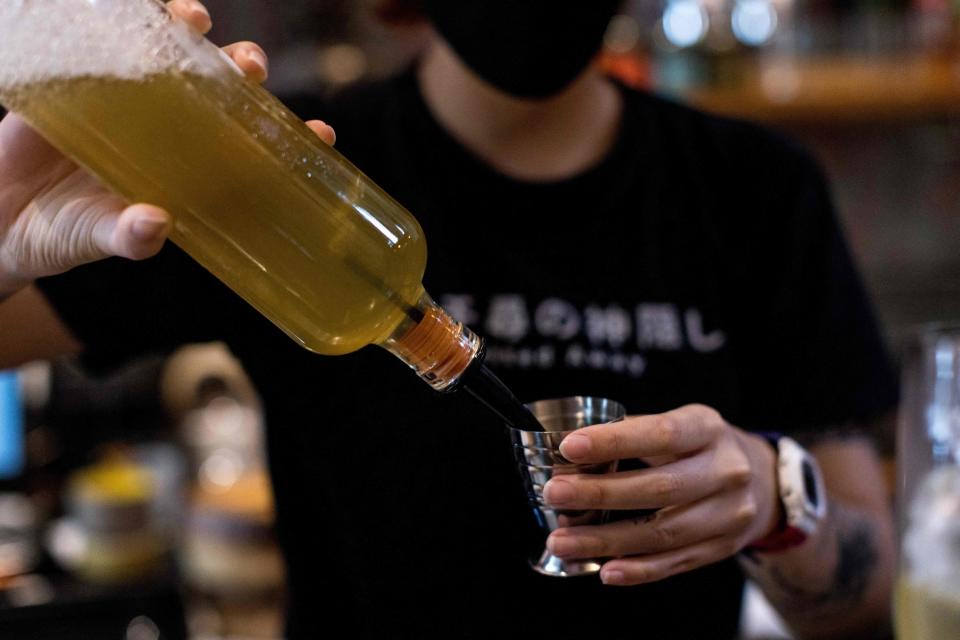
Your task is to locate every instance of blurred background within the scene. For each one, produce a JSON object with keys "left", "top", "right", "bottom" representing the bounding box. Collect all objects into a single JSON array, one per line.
[
  {"left": 0, "top": 0, "right": 957, "bottom": 638},
  {"left": 195, "top": 0, "right": 960, "bottom": 340}
]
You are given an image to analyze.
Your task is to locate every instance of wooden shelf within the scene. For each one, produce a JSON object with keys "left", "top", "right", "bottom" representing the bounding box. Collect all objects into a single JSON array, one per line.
[{"left": 681, "top": 54, "right": 960, "bottom": 123}]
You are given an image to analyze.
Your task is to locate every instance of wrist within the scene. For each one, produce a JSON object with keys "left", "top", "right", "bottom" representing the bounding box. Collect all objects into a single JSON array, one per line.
[
  {"left": 745, "top": 434, "right": 827, "bottom": 555},
  {"left": 748, "top": 432, "right": 784, "bottom": 542}
]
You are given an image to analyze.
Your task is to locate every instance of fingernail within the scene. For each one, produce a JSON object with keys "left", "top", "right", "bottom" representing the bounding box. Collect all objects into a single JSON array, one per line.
[
  {"left": 547, "top": 535, "right": 579, "bottom": 558},
  {"left": 543, "top": 479, "right": 574, "bottom": 505},
  {"left": 248, "top": 50, "right": 268, "bottom": 74},
  {"left": 601, "top": 570, "right": 624, "bottom": 585},
  {"left": 560, "top": 434, "right": 591, "bottom": 460},
  {"left": 131, "top": 217, "right": 167, "bottom": 242}
]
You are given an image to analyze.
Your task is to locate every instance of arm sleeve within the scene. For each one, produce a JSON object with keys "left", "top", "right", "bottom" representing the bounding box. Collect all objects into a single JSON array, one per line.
[
  {"left": 728, "top": 143, "right": 899, "bottom": 436},
  {"left": 34, "top": 244, "right": 226, "bottom": 373}
]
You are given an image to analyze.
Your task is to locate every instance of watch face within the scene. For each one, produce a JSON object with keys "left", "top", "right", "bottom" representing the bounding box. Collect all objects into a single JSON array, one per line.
[{"left": 802, "top": 459, "right": 820, "bottom": 508}]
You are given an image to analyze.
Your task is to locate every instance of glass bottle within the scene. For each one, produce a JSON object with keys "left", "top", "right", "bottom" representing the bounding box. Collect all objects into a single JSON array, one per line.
[
  {"left": 895, "top": 326, "right": 960, "bottom": 640},
  {"left": 0, "top": 0, "right": 540, "bottom": 429}
]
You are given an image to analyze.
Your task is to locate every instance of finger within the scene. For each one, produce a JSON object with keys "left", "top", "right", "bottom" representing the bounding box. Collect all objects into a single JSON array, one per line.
[
  {"left": 599, "top": 536, "right": 740, "bottom": 586},
  {"left": 547, "top": 490, "right": 757, "bottom": 559},
  {"left": 544, "top": 447, "right": 748, "bottom": 510},
  {"left": 559, "top": 404, "right": 724, "bottom": 463},
  {"left": 306, "top": 120, "right": 337, "bottom": 146},
  {"left": 641, "top": 454, "right": 680, "bottom": 468},
  {"left": 167, "top": 0, "right": 212, "bottom": 35},
  {"left": 222, "top": 42, "right": 269, "bottom": 84},
  {"left": 93, "top": 204, "right": 172, "bottom": 261}
]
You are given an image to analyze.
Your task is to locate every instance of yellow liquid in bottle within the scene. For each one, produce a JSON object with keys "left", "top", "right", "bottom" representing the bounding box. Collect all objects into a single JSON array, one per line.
[
  {"left": 0, "top": 3, "right": 541, "bottom": 423},
  {"left": 2, "top": 71, "right": 427, "bottom": 355}
]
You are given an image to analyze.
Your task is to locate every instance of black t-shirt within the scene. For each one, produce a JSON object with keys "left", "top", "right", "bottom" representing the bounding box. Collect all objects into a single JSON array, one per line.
[{"left": 37, "top": 69, "right": 898, "bottom": 639}]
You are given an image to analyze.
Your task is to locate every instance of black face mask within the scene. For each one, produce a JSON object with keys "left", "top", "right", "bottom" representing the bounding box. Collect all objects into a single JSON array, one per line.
[{"left": 423, "top": 0, "right": 622, "bottom": 99}]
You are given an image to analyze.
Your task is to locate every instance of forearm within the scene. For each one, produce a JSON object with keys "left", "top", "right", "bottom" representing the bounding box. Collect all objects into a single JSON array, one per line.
[
  {"left": 0, "top": 285, "right": 82, "bottom": 368},
  {"left": 740, "top": 498, "right": 894, "bottom": 639}
]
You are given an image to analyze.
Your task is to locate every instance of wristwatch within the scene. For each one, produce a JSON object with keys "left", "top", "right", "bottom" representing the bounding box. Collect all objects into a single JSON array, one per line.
[{"left": 745, "top": 433, "right": 827, "bottom": 554}]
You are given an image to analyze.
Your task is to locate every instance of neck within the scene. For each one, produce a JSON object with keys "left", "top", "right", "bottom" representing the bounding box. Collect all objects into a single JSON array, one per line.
[{"left": 416, "top": 39, "right": 623, "bottom": 182}]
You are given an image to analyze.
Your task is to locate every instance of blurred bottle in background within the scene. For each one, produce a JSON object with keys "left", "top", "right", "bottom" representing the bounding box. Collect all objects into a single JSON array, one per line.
[
  {"left": 162, "top": 344, "right": 285, "bottom": 638},
  {"left": 0, "top": 342, "right": 284, "bottom": 637},
  {"left": 896, "top": 326, "right": 960, "bottom": 640}
]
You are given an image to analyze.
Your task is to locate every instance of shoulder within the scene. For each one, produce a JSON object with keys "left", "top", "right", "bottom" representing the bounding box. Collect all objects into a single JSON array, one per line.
[
  {"left": 623, "top": 86, "right": 822, "bottom": 184},
  {"left": 618, "top": 87, "right": 847, "bottom": 295},
  {"left": 622, "top": 86, "right": 835, "bottom": 251}
]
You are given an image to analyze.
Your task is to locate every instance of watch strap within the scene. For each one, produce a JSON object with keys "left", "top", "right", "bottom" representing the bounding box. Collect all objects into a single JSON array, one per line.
[{"left": 743, "top": 432, "right": 810, "bottom": 554}]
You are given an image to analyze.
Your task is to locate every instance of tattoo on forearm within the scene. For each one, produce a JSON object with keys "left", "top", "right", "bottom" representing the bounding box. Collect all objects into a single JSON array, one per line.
[
  {"left": 759, "top": 507, "right": 878, "bottom": 614},
  {"left": 832, "top": 515, "right": 876, "bottom": 605}
]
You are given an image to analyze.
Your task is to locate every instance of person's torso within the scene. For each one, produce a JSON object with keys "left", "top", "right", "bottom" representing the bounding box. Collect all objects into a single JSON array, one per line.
[{"left": 222, "top": 72, "right": 762, "bottom": 638}]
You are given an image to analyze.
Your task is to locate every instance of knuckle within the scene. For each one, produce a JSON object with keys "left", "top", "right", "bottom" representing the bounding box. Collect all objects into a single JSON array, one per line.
[
  {"left": 704, "top": 407, "right": 723, "bottom": 424},
  {"left": 673, "top": 556, "right": 698, "bottom": 574},
  {"left": 586, "top": 481, "right": 608, "bottom": 507},
  {"left": 689, "top": 403, "right": 716, "bottom": 418},
  {"left": 707, "top": 418, "right": 725, "bottom": 440},
  {"left": 691, "top": 403, "right": 719, "bottom": 420},
  {"left": 653, "top": 415, "right": 680, "bottom": 450},
  {"left": 607, "top": 427, "right": 625, "bottom": 458},
  {"left": 691, "top": 404, "right": 724, "bottom": 436},
  {"left": 586, "top": 535, "right": 611, "bottom": 557},
  {"left": 651, "top": 521, "right": 679, "bottom": 547},
  {"left": 706, "top": 419, "right": 726, "bottom": 440},
  {"left": 735, "top": 499, "right": 758, "bottom": 529},
  {"left": 725, "top": 457, "right": 752, "bottom": 488},
  {"left": 629, "top": 564, "right": 655, "bottom": 584},
  {"left": 648, "top": 474, "right": 683, "bottom": 502}
]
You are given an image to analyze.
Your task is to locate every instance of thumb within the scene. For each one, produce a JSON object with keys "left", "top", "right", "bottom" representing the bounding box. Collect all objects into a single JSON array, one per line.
[{"left": 93, "top": 203, "right": 171, "bottom": 261}]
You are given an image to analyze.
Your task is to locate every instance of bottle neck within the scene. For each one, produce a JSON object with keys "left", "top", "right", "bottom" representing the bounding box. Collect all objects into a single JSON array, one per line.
[
  {"left": 381, "top": 293, "right": 482, "bottom": 391},
  {"left": 381, "top": 292, "right": 544, "bottom": 430}
]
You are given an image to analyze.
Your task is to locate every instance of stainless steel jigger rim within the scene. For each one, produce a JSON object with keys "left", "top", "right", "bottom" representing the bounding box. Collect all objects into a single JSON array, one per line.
[
  {"left": 521, "top": 396, "right": 626, "bottom": 434},
  {"left": 508, "top": 396, "right": 626, "bottom": 578}
]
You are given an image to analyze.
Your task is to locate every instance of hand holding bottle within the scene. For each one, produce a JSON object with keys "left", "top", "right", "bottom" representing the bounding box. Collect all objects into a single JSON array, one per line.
[
  {"left": 0, "top": 0, "right": 335, "bottom": 298},
  {"left": 0, "top": 0, "right": 533, "bottom": 420}
]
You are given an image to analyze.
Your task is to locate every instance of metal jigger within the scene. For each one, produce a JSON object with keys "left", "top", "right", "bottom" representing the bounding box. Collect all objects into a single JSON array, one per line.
[{"left": 509, "top": 396, "right": 626, "bottom": 577}]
